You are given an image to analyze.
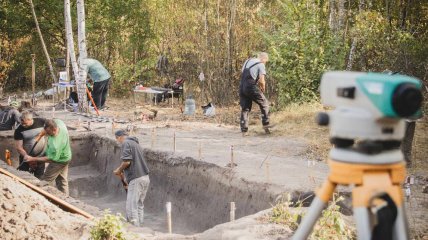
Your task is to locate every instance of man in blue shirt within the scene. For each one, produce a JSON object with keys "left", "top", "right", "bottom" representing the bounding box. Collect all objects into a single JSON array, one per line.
[{"left": 82, "top": 58, "right": 111, "bottom": 109}]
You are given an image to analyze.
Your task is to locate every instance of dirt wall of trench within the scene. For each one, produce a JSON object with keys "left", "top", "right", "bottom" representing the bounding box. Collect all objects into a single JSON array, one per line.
[{"left": 69, "top": 134, "right": 284, "bottom": 233}]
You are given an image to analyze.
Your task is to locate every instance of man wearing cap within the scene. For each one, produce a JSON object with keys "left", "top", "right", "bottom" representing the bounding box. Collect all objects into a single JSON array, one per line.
[
  {"left": 25, "top": 119, "right": 72, "bottom": 195},
  {"left": 113, "top": 130, "right": 150, "bottom": 227},
  {"left": 0, "top": 101, "right": 21, "bottom": 131}
]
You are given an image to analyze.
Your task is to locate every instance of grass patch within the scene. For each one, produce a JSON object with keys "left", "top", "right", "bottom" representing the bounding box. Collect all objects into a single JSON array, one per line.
[{"left": 268, "top": 193, "right": 355, "bottom": 240}]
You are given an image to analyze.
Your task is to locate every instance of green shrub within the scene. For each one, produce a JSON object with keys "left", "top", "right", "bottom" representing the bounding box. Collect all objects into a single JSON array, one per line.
[{"left": 90, "top": 210, "right": 126, "bottom": 240}]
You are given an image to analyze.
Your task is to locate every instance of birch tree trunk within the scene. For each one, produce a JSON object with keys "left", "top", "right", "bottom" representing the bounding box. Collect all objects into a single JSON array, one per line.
[
  {"left": 346, "top": 38, "right": 357, "bottom": 70},
  {"left": 77, "top": 0, "right": 88, "bottom": 112},
  {"left": 226, "top": 0, "right": 236, "bottom": 102},
  {"left": 64, "top": 0, "right": 78, "bottom": 78},
  {"left": 29, "top": 0, "right": 56, "bottom": 84}
]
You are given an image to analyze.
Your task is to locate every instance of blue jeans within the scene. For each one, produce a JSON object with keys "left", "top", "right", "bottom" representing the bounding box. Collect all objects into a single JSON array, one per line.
[{"left": 126, "top": 175, "right": 150, "bottom": 226}]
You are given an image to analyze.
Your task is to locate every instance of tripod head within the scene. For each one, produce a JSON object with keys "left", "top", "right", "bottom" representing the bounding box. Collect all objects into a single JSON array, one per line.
[{"left": 317, "top": 71, "right": 423, "bottom": 154}]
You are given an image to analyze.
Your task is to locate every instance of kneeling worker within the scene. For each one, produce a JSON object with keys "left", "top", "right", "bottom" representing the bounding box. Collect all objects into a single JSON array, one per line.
[
  {"left": 113, "top": 130, "right": 150, "bottom": 227},
  {"left": 25, "top": 119, "right": 71, "bottom": 195}
]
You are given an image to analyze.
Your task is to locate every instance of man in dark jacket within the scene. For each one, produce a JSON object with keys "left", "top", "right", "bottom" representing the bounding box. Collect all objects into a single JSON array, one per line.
[{"left": 113, "top": 130, "right": 150, "bottom": 227}]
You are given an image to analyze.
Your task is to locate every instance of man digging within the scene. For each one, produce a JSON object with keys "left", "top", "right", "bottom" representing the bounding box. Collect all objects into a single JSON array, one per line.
[
  {"left": 25, "top": 119, "right": 72, "bottom": 195},
  {"left": 14, "top": 110, "right": 47, "bottom": 179},
  {"left": 113, "top": 130, "right": 150, "bottom": 227}
]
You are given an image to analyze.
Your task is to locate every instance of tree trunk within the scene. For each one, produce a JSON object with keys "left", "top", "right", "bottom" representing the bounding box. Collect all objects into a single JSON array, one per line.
[
  {"left": 64, "top": 0, "right": 78, "bottom": 77},
  {"left": 226, "top": 0, "right": 236, "bottom": 103},
  {"left": 337, "top": 0, "right": 346, "bottom": 30},
  {"left": 29, "top": 0, "right": 56, "bottom": 84},
  {"left": 346, "top": 38, "right": 357, "bottom": 70},
  {"left": 328, "top": 0, "right": 337, "bottom": 30},
  {"left": 77, "top": 0, "right": 88, "bottom": 112}
]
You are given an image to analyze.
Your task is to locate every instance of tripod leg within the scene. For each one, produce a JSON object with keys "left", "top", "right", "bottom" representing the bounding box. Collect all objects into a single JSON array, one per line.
[
  {"left": 353, "top": 207, "right": 372, "bottom": 240},
  {"left": 393, "top": 206, "right": 409, "bottom": 240},
  {"left": 292, "top": 180, "right": 336, "bottom": 240}
]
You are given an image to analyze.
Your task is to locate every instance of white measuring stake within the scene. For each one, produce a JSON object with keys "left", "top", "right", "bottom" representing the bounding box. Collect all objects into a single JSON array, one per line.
[
  {"left": 166, "top": 202, "right": 172, "bottom": 234},
  {"left": 230, "top": 202, "right": 236, "bottom": 221}
]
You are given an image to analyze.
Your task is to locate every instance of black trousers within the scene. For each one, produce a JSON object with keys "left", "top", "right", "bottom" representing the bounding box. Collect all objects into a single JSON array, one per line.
[
  {"left": 239, "top": 84, "right": 269, "bottom": 132},
  {"left": 92, "top": 78, "right": 110, "bottom": 108},
  {"left": 18, "top": 155, "right": 45, "bottom": 179}
]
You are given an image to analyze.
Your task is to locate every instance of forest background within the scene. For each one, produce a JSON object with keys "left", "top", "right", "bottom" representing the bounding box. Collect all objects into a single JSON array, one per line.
[{"left": 1, "top": 0, "right": 427, "bottom": 108}]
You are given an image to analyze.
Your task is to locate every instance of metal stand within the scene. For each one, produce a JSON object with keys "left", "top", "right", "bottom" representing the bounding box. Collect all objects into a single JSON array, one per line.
[{"left": 293, "top": 149, "right": 409, "bottom": 240}]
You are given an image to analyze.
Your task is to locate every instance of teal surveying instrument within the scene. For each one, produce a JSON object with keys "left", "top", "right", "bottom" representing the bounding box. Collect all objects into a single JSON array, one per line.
[{"left": 293, "top": 71, "right": 423, "bottom": 240}]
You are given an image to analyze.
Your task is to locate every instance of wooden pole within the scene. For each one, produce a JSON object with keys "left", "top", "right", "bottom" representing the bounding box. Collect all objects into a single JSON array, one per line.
[
  {"left": 0, "top": 167, "right": 93, "bottom": 219},
  {"left": 230, "top": 202, "right": 236, "bottom": 221},
  {"left": 52, "top": 107, "right": 55, "bottom": 118},
  {"left": 166, "top": 202, "right": 172, "bottom": 234},
  {"left": 29, "top": 0, "right": 56, "bottom": 84},
  {"left": 31, "top": 54, "right": 36, "bottom": 106},
  {"left": 198, "top": 142, "right": 202, "bottom": 160}
]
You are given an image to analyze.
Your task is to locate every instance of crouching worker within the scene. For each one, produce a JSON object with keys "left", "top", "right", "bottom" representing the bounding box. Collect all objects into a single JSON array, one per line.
[
  {"left": 25, "top": 119, "right": 71, "bottom": 195},
  {"left": 0, "top": 101, "right": 21, "bottom": 131},
  {"left": 113, "top": 130, "right": 150, "bottom": 227}
]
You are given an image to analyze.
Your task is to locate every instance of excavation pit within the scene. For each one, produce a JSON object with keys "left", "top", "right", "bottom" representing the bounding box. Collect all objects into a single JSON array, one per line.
[{"left": 67, "top": 134, "right": 279, "bottom": 234}]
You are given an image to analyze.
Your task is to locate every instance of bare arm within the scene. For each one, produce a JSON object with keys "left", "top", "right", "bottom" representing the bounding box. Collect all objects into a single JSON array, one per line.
[
  {"left": 258, "top": 74, "right": 266, "bottom": 92},
  {"left": 15, "top": 140, "right": 28, "bottom": 157},
  {"left": 113, "top": 161, "right": 131, "bottom": 175},
  {"left": 25, "top": 155, "right": 50, "bottom": 162}
]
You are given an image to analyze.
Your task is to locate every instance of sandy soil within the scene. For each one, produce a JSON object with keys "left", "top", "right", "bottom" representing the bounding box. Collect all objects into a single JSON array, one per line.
[{"left": 0, "top": 97, "right": 426, "bottom": 239}]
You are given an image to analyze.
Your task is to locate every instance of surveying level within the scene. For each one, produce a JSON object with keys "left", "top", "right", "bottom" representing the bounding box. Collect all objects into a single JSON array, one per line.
[{"left": 293, "top": 71, "right": 423, "bottom": 240}]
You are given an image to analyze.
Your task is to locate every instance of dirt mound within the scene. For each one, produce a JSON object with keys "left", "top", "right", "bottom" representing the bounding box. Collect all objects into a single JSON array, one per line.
[{"left": 0, "top": 173, "right": 91, "bottom": 240}]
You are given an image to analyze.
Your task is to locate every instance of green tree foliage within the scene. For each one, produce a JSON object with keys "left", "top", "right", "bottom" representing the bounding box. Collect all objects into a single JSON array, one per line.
[
  {"left": 264, "top": 0, "right": 427, "bottom": 106},
  {"left": 1, "top": 0, "right": 427, "bottom": 106},
  {"left": 263, "top": 0, "right": 345, "bottom": 106}
]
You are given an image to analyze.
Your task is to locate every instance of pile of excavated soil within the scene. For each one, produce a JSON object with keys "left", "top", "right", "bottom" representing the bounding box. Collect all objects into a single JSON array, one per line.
[{"left": 0, "top": 173, "right": 91, "bottom": 240}]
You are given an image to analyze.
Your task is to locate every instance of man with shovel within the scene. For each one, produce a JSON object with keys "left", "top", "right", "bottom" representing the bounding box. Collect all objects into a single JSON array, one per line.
[
  {"left": 14, "top": 110, "right": 46, "bottom": 178},
  {"left": 113, "top": 130, "right": 150, "bottom": 227},
  {"left": 25, "top": 119, "right": 72, "bottom": 195}
]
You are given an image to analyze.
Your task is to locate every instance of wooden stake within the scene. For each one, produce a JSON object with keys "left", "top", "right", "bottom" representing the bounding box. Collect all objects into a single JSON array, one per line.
[
  {"left": 111, "top": 122, "right": 116, "bottom": 134},
  {"left": 5, "top": 150, "right": 11, "bottom": 166},
  {"left": 198, "top": 142, "right": 202, "bottom": 160},
  {"left": 230, "top": 202, "right": 236, "bottom": 221},
  {"left": 230, "top": 145, "right": 234, "bottom": 168},
  {"left": 173, "top": 131, "right": 176, "bottom": 153},
  {"left": 52, "top": 107, "right": 55, "bottom": 118},
  {"left": 166, "top": 202, "right": 172, "bottom": 234}
]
